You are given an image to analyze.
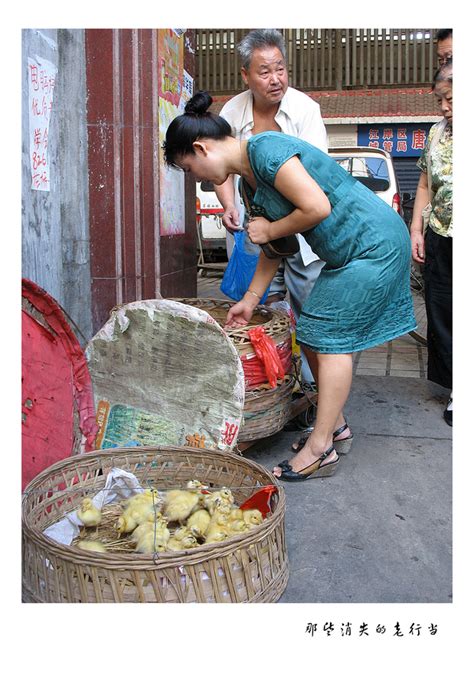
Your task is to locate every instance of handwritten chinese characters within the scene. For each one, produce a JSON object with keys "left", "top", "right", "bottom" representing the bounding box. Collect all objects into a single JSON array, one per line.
[
  {"left": 28, "top": 56, "right": 57, "bottom": 191},
  {"left": 305, "top": 621, "right": 438, "bottom": 637},
  {"left": 221, "top": 421, "right": 239, "bottom": 447}
]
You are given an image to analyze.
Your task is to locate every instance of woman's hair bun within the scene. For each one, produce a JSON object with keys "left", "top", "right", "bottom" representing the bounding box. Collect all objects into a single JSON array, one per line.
[{"left": 184, "top": 91, "right": 213, "bottom": 115}]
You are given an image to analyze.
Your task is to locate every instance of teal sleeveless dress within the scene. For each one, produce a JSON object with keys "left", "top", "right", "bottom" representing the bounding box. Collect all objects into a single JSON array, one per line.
[{"left": 246, "top": 132, "right": 416, "bottom": 354}]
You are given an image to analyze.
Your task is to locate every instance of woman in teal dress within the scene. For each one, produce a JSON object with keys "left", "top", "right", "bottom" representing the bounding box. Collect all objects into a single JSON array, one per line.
[{"left": 164, "top": 91, "right": 416, "bottom": 482}]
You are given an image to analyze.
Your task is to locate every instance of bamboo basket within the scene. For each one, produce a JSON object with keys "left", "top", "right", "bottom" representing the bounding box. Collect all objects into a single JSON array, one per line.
[
  {"left": 173, "top": 297, "right": 292, "bottom": 361},
  {"left": 22, "top": 446, "right": 288, "bottom": 603},
  {"left": 238, "top": 375, "right": 296, "bottom": 442}
]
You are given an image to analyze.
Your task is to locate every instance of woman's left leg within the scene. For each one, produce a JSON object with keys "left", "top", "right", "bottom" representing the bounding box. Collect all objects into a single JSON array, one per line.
[{"left": 273, "top": 349, "right": 353, "bottom": 478}]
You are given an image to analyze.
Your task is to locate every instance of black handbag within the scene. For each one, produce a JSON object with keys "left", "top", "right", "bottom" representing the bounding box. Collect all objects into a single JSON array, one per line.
[{"left": 241, "top": 182, "right": 299, "bottom": 260}]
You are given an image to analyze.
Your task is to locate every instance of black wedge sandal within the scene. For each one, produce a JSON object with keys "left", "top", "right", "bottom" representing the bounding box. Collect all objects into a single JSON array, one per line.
[
  {"left": 275, "top": 446, "right": 339, "bottom": 481},
  {"left": 291, "top": 423, "right": 353, "bottom": 454}
]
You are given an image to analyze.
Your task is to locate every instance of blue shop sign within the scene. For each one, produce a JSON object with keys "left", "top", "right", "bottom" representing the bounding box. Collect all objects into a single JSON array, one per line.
[{"left": 358, "top": 123, "right": 433, "bottom": 157}]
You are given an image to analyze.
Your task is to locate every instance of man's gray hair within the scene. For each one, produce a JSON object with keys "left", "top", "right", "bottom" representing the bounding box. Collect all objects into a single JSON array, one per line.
[{"left": 237, "top": 29, "right": 287, "bottom": 70}]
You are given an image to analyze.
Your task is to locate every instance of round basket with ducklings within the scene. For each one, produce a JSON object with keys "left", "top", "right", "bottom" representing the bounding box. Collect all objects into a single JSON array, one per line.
[
  {"left": 22, "top": 446, "right": 289, "bottom": 603},
  {"left": 73, "top": 480, "right": 273, "bottom": 555}
]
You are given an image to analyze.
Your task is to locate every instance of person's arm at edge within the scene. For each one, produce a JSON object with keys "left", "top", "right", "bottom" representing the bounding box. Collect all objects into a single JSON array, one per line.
[{"left": 410, "top": 172, "right": 430, "bottom": 264}]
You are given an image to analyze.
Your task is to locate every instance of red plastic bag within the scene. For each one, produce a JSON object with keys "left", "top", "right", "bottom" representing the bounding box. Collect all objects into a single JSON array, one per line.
[
  {"left": 247, "top": 326, "right": 285, "bottom": 388},
  {"left": 239, "top": 485, "right": 277, "bottom": 517}
]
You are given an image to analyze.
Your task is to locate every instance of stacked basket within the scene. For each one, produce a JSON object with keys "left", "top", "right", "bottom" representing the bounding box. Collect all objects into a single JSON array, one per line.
[
  {"left": 174, "top": 299, "right": 296, "bottom": 442},
  {"left": 22, "top": 446, "right": 289, "bottom": 603}
]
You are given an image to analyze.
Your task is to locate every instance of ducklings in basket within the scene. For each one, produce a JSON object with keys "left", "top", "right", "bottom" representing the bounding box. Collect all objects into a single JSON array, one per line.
[
  {"left": 204, "top": 525, "right": 229, "bottom": 544},
  {"left": 186, "top": 509, "right": 211, "bottom": 539},
  {"left": 124, "top": 488, "right": 161, "bottom": 510},
  {"left": 163, "top": 483, "right": 205, "bottom": 523},
  {"left": 203, "top": 487, "right": 234, "bottom": 515},
  {"left": 76, "top": 498, "right": 102, "bottom": 527},
  {"left": 131, "top": 512, "right": 170, "bottom": 545},
  {"left": 115, "top": 508, "right": 142, "bottom": 535},
  {"left": 243, "top": 509, "right": 264, "bottom": 527},
  {"left": 167, "top": 526, "right": 200, "bottom": 551},
  {"left": 227, "top": 518, "right": 250, "bottom": 535},
  {"left": 209, "top": 502, "right": 232, "bottom": 527},
  {"left": 76, "top": 539, "right": 107, "bottom": 553},
  {"left": 135, "top": 527, "right": 170, "bottom": 554},
  {"left": 228, "top": 507, "right": 243, "bottom": 522}
]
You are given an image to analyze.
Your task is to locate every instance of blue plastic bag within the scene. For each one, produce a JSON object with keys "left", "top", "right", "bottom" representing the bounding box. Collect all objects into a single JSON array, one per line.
[{"left": 220, "top": 231, "right": 269, "bottom": 304}]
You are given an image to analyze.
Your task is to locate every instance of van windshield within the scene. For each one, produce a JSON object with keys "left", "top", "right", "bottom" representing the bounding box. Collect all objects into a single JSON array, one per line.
[{"left": 332, "top": 156, "right": 390, "bottom": 192}]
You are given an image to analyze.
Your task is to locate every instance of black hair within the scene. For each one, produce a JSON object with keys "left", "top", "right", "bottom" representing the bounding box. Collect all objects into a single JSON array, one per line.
[
  {"left": 436, "top": 29, "right": 452, "bottom": 41},
  {"left": 432, "top": 58, "right": 453, "bottom": 89},
  {"left": 163, "top": 91, "right": 231, "bottom": 168}
]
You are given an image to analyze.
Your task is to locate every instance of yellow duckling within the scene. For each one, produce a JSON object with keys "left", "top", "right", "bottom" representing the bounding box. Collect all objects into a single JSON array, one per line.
[
  {"left": 124, "top": 488, "right": 161, "bottom": 509},
  {"left": 76, "top": 539, "right": 107, "bottom": 553},
  {"left": 76, "top": 498, "right": 102, "bottom": 527},
  {"left": 209, "top": 502, "right": 232, "bottom": 527},
  {"left": 205, "top": 525, "right": 228, "bottom": 544},
  {"left": 186, "top": 509, "right": 211, "bottom": 539},
  {"left": 242, "top": 509, "right": 264, "bottom": 527},
  {"left": 115, "top": 509, "right": 141, "bottom": 535},
  {"left": 202, "top": 493, "right": 221, "bottom": 515},
  {"left": 227, "top": 519, "right": 250, "bottom": 535},
  {"left": 130, "top": 500, "right": 162, "bottom": 526},
  {"left": 130, "top": 513, "right": 169, "bottom": 544},
  {"left": 228, "top": 507, "right": 243, "bottom": 522},
  {"left": 163, "top": 488, "right": 201, "bottom": 523},
  {"left": 166, "top": 531, "right": 199, "bottom": 551},
  {"left": 135, "top": 527, "right": 170, "bottom": 554},
  {"left": 215, "top": 487, "right": 234, "bottom": 505},
  {"left": 186, "top": 479, "right": 208, "bottom": 491}
]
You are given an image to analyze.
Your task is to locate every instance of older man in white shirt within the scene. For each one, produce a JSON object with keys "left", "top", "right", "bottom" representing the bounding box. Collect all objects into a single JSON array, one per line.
[{"left": 214, "top": 29, "right": 328, "bottom": 390}]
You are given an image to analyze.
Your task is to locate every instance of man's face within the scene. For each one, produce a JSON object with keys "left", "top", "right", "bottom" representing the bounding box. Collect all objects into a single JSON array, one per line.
[
  {"left": 241, "top": 46, "right": 289, "bottom": 107},
  {"left": 437, "top": 36, "right": 452, "bottom": 65}
]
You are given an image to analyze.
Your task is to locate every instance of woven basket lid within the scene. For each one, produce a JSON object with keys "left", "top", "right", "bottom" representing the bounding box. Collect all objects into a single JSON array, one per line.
[
  {"left": 85, "top": 299, "right": 245, "bottom": 451},
  {"left": 21, "top": 279, "right": 98, "bottom": 490}
]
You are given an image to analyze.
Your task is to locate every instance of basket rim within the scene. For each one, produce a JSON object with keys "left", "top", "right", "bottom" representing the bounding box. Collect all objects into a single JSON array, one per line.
[
  {"left": 22, "top": 445, "right": 286, "bottom": 569},
  {"left": 172, "top": 297, "right": 290, "bottom": 340}
]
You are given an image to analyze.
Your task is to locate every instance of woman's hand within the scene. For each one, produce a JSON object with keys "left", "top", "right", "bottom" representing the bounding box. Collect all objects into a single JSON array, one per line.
[
  {"left": 225, "top": 294, "right": 259, "bottom": 328},
  {"left": 221, "top": 205, "right": 241, "bottom": 233},
  {"left": 247, "top": 216, "right": 273, "bottom": 244},
  {"left": 410, "top": 228, "right": 425, "bottom": 264}
]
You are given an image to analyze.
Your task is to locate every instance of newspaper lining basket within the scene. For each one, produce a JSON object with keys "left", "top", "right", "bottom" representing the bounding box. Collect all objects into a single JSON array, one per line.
[
  {"left": 173, "top": 299, "right": 295, "bottom": 441},
  {"left": 22, "top": 446, "right": 288, "bottom": 603}
]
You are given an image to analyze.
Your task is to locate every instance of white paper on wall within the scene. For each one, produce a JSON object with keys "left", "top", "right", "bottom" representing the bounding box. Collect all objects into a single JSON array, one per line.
[{"left": 28, "top": 55, "right": 57, "bottom": 192}]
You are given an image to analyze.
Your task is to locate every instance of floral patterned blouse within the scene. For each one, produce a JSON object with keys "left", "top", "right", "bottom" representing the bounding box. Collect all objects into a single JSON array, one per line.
[{"left": 417, "top": 120, "right": 453, "bottom": 237}]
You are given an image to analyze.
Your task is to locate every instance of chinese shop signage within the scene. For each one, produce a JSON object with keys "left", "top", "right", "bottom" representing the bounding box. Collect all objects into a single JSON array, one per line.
[
  {"left": 358, "top": 123, "right": 433, "bottom": 157},
  {"left": 28, "top": 56, "right": 57, "bottom": 191}
]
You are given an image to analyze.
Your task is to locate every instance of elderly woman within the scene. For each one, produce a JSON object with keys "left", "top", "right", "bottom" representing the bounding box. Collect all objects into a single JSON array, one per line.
[
  {"left": 164, "top": 91, "right": 416, "bottom": 481},
  {"left": 410, "top": 60, "right": 453, "bottom": 425}
]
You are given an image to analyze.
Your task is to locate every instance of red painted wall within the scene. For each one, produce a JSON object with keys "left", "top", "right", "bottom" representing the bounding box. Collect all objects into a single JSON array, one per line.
[{"left": 85, "top": 29, "right": 197, "bottom": 333}]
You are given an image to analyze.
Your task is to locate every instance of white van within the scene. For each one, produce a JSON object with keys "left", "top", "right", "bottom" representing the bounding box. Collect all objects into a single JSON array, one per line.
[
  {"left": 329, "top": 146, "right": 403, "bottom": 215},
  {"left": 196, "top": 181, "right": 227, "bottom": 261}
]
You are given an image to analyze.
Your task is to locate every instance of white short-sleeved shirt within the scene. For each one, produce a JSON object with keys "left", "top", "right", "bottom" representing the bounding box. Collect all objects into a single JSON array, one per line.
[{"left": 220, "top": 87, "right": 328, "bottom": 264}]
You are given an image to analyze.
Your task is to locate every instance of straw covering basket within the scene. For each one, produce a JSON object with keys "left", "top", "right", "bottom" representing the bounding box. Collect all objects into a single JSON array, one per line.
[{"left": 22, "top": 446, "right": 288, "bottom": 603}]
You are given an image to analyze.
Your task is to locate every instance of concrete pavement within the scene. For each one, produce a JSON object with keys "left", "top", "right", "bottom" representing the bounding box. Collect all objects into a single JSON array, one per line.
[{"left": 245, "top": 375, "right": 452, "bottom": 603}]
